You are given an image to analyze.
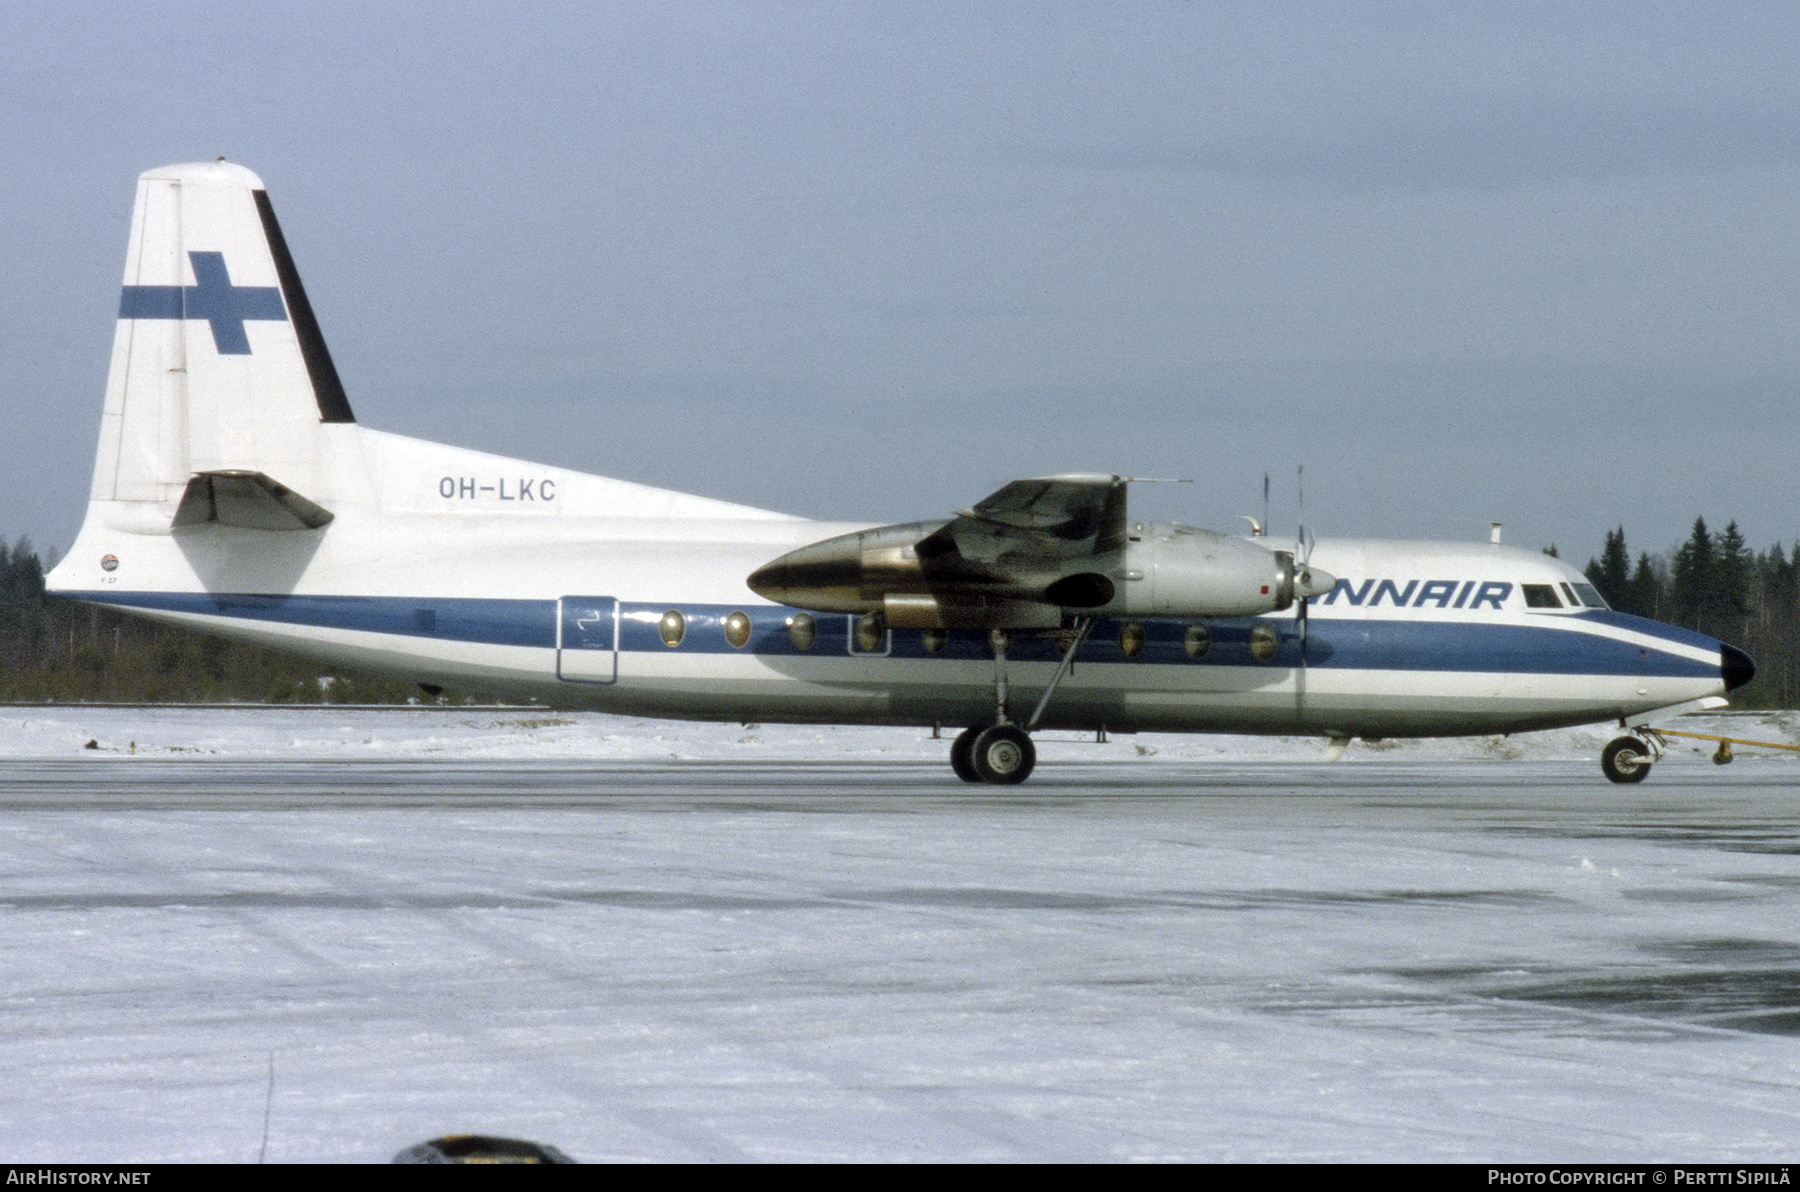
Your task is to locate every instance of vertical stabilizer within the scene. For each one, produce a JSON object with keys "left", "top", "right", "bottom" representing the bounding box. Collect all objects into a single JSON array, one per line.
[{"left": 94, "top": 161, "right": 354, "bottom": 511}]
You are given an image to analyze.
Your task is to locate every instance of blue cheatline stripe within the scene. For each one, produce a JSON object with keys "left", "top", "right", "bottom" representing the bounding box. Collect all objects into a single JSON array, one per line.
[
  {"left": 64, "top": 590, "right": 1723, "bottom": 680},
  {"left": 70, "top": 591, "right": 555, "bottom": 649},
  {"left": 615, "top": 605, "right": 1718, "bottom": 678}
]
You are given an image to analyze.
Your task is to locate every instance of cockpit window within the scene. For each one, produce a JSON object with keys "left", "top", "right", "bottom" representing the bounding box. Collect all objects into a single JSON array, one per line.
[
  {"left": 1522, "top": 584, "right": 1563, "bottom": 609},
  {"left": 1570, "top": 583, "right": 1609, "bottom": 609}
]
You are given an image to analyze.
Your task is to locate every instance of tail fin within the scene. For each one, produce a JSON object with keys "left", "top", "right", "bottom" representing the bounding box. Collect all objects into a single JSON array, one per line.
[{"left": 93, "top": 161, "right": 353, "bottom": 511}]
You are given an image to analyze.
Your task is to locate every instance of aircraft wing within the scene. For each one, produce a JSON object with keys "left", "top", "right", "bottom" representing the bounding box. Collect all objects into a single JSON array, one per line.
[
  {"left": 912, "top": 474, "right": 1128, "bottom": 593},
  {"left": 752, "top": 474, "right": 1152, "bottom": 626},
  {"left": 749, "top": 471, "right": 1323, "bottom": 629},
  {"left": 916, "top": 474, "right": 1127, "bottom": 571}
]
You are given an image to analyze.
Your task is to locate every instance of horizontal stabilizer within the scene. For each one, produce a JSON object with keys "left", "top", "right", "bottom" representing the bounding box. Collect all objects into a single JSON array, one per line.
[{"left": 171, "top": 470, "right": 334, "bottom": 531}]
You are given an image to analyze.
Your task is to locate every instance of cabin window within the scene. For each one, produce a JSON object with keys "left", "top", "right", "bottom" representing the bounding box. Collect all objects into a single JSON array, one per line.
[
  {"left": 1119, "top": 622, "right": 1146, "bottom": 658},
  {"left": 854, "top": 611, "right": 888, "bottom": 653},
  {"left": 1184, "top": 624, "right": 1211, "bottom": 660},
  {"left": 1521, "top": 584, "right": 1563, "bottom": 609},
  {"left": 921, "top": 628, "right": 947, "bottom": 654},
  {"left": 723, "top": 610, "right": 752, "bottom": 649},
  {"left": 787, "top": 613, "right": 816, "bottom": 651},
  {"left": 1248, "top": 623, "right": 1278, "bottom": 661},
  {"left": 658, "top": 609, "right": 686, "bottom": 647}
]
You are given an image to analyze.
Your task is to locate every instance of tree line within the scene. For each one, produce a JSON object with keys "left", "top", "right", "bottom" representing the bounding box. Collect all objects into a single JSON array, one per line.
[
  {"left": 1582, "top": 518, "right": 1799, "bottom": 708},
  {"left": 2, "top": 522, "right": 1795, "bottom": 706}
]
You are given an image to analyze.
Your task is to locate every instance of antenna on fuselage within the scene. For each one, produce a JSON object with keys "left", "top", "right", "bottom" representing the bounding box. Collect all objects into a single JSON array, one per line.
[
  {"left": 1455, "top": 518, "right": 1508, "bottom": 545},
  {"left": 1242, "top": 472, "right": 1269, "bottom": 537},
  {"left": 1296, "top": 465, "right": 1305, "bottom": 549}
]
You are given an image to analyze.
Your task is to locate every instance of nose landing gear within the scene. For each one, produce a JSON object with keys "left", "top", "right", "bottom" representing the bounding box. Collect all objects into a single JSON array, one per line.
[{"left": 1601, "top": 734, "right": 1658, "bottom": 784}]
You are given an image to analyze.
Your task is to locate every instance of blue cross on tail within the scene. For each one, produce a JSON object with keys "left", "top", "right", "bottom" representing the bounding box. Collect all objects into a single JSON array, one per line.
[{"left": 118, "top": 251, "right": 287, "bottom": 355}]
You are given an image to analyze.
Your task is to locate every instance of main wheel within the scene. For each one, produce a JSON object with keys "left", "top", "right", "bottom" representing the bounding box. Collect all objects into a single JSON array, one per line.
[
  {"left": 970, "top": 724, "right": 1035, "bottom": 785},
  {"left": 950, "top": 726, "right": 982, "bottom": 783},
  {"left": 1601, "top": 736, "right": 1652, "bottom": 784}
]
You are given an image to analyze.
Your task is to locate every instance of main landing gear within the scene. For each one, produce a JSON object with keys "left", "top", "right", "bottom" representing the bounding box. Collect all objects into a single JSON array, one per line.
[
  {"left": 948, "top": 618, "right": 1093, "bottom": 785},
  {"left": 951, "top": 723, "right": 1035, "bottom": 784}
]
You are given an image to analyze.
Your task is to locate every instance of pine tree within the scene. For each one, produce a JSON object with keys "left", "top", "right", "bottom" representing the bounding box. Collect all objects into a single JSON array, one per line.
[
  {"left": 1586, "top": 527, "right": 1632, "bottom": 611},
  {"left": 1671, "top": 518, "right": 1713, "bottom": 630},
  {"left": 1711, "top": 521, "right": 1751, "bottom": 640}
]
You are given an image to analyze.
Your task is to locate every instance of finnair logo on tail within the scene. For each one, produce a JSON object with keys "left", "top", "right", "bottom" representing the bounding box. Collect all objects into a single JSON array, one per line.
[
  {"left": 1320, "top": 579, "right": 1513, "bottom": 609},
  {"left": 118, "top": 251, "right": 287, "bottom": 355}
]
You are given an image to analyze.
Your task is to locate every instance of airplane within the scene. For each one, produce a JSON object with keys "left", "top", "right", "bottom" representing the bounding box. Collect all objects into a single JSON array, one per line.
[{"left": 45, "top": 161, "right": 1756, "bottom": 786}]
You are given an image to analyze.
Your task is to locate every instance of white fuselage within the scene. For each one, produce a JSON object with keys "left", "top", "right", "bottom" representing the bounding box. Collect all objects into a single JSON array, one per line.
[{"left": 51, "top": 428, "right": 1733, "bottom": 740}]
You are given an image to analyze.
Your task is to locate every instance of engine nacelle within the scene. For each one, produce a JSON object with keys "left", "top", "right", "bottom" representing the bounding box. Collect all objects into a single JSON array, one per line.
[
  {"left": 746, "top": 520, "right": 948, "bottom": 614},
  {"left": 1112, "top": 525, "right": 1334, "bottom": 618},
  {"left": 748, "top": 517, "right": 1335, "bottom": 627}
]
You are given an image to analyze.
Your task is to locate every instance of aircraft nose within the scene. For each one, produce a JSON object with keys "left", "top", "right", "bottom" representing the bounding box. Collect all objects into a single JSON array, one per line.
[{"left": 1721, "top": 642, "right": 1756, "bottom": 692}]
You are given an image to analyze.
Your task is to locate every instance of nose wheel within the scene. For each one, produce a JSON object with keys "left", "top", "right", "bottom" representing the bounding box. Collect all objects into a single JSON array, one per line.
[
  {"left": 950, "top": 723, "right": 1036, "bottom": 784},
  {"left": 1601, "top": 734, "right": 1656, "bottom": 783}
]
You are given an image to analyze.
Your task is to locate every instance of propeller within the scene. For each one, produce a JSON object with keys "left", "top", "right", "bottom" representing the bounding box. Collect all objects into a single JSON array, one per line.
[
  {"left": 1294, "top": 465, "right": 1316, "bottom": 665},
  {"left": 1296, "top": 529, "right": 1315, "bottom": 659},
  {"left": 1294, "top": 465, "right": 1313, "bottom": 730}
]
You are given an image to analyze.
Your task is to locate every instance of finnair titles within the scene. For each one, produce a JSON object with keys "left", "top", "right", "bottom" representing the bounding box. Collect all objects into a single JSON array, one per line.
[
  {"left": 1321, "top": 579, "right": 1517, "bottom": 609},
  {"left": 46, "top": 161, "right": 1755, "bottom": 785}
]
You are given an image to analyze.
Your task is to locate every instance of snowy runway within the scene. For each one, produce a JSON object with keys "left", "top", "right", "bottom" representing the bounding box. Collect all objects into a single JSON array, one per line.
[{"left": 0, "top": 708, "right": 1797, "bottom": 1161}]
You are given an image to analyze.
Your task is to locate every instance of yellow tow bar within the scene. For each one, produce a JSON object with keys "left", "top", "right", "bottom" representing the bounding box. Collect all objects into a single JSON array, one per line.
[{"left": 1655, "top": 728, "right": 1800, "bottom": 766}]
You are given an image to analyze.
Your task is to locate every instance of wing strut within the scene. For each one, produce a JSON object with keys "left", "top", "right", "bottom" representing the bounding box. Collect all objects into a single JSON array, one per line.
[{"left": 1026, "top": 617, "right": 1095, "bottom": 732}]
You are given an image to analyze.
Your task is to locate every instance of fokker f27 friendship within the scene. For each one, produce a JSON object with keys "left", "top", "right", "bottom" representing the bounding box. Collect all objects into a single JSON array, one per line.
[{"left": 47, "top": 162, "right": 1756, "bottom": 784}]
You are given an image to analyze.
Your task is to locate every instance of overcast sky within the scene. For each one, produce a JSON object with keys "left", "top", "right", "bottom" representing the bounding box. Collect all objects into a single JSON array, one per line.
[{"left": 4, "top": 2, "right": 1797, "bottom": 566}]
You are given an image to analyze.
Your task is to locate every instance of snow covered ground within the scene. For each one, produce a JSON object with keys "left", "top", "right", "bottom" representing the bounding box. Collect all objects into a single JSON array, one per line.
[
  {"left": 0, "top": 707, "right": 1796, "bottom": 1162},
  {"left": 6, "top": 703, "right": 1798, "bottom": 765}
]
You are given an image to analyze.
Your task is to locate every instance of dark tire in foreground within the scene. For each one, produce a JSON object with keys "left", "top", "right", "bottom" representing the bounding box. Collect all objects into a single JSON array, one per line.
[{"left": 950, "top": 726, "right": 982, "bottom": 783}]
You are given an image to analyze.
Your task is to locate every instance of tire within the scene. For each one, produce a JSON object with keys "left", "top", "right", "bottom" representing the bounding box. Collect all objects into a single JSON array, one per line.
[
  {"left": 1602, "top": 736, "right": 1651, "bottom": 784},
  {"left": 950, "top": 726, "right": 982, "bottom": 783},
  {"left": 970, "top": 724, "right": 1035, "bottom": 785}
]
